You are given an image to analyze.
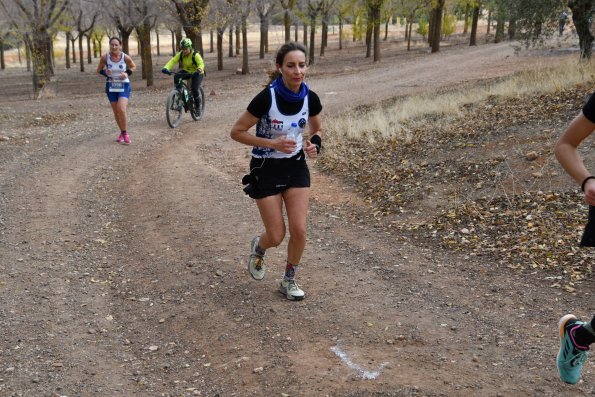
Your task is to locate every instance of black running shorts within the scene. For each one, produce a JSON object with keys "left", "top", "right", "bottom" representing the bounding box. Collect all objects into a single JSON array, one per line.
[{"left": 242, "top": 153, "right": 310, "bottom": 199}]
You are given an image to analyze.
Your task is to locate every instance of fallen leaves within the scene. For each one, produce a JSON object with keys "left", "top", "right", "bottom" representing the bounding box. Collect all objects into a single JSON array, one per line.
[{"left": 319, "top": 85, "right": 593, "bottom": 285}]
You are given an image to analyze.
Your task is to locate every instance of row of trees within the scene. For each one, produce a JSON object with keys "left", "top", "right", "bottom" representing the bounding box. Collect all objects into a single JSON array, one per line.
[{"left": 0, "top": 0, "right": 592, "bottom": 99}]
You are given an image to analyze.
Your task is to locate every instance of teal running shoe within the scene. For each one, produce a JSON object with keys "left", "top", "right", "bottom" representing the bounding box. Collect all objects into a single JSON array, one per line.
[{"left": 557, "top": 314, "right": 589, "bottom": 384}]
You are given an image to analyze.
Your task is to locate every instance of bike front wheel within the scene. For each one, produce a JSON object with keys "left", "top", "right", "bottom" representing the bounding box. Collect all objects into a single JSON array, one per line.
[
  {"left": 191, "top": 87, "right": 205, "bottom": 121},
  {"left": 166, "top": 89, "right": 183, "bottom": 128}
]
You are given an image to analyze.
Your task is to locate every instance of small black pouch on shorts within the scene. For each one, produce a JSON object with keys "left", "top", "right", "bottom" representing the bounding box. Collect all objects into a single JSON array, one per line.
[
  {"left": 580, "top": 205, "right": 595, "bottom": 247},
  {"left": 242, "top": 173, "right": 258, "bottom": 195}
]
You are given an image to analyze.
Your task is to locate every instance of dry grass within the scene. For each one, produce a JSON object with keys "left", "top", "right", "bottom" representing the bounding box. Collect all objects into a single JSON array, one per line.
[{"left": 324, "top": 58, "right": 595, "bottom": 151}]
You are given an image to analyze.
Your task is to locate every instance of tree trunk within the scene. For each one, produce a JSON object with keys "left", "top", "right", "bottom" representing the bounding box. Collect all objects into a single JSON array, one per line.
[
  {"left": 71, "top": 38, "right": 77, "bottom": 63},
  {"left": 25, "top": 38, "right": 31, "bottom": 72},
  {"left": 569, "top": 0, "right": 594, "bottom": 59},
  {"left": 197, "top": 25, "right": 204, "bottom": 56},
  {"left": 508, "top": 18, "right": 516, "bottom": 40},
  {"left": 295, "top": 22, "right": 298, "bottom": 42},
  {"left": 156, "top": 29, "right": 160, "bottom": 56},
  {"left": 142, "top": 22, "right": 153, "bottom": 87},
  {"left": 463, "top": 5, "right": 470, "bottom": 35},
  {"left": 86, "top": 35, "right": 92, "bottom": 64},
  {"left": 428, "top": 8, "right": 435, "bottom": 46},
  {"left": 260, "top": 16, "right": 266, "bottom": 59},
  {"left": 0, "top": 36, "right": 4, "bottom": 70},
  {"left": 320, "top": 19, "right": 327, "bottom": 56},
  {"left": 28, "top": 30, "right": 53, "bottom": 98},
  {"left": 79, "top": 35, "right": 85, "bottom": 72},
  {"left": 120, "top": 29, "right": 132, "bottom": 55},
  {"left": 210, "top": 30, "right": 214, "bottom": 53},
  {"left": 217, "top": 28, "right": 224, "bottom": 70},
  {"left": 284, "top": 10, "right": 291, "bottom": 42},
  {"left": 384, "top": 18, "right": 389, "bottom": 41},
  {"left": 338, "top": 18, "right": 342, "bottom": 50},
  {"left": 235, "top": 24, "right": 240, "bottom": 55},
  {"left": 241, "top": 15, "right": 249, "bottom": 74},
  {"left": 365, "top": 12, "right": 372, "bottom": 58},
  {"left": 309, "top": 15, "right": 316, "bottom": 65},
  {"left": 229, "top": 24, "right": 234, "bottom": 57},
  {"left": 407, "top": 21, "right": 412, "bottom": 50},
  {"left": 373, "top": 13, "right": 381, "bottom": 61},
  {"left": 487, "top": 9, "right": 491, "bottom": 34},
  {"left": 494, "top": 13, "right": 505, "bottom": 43},
  {"left": 65, "top": 33, "right": 71, "bottom": 69},
  {"left": 303, "top": 22, "right": 308, "bottom": 47},
  {"left": 469, "top": 3, "right": 480, "bottom": 46},
  {"left": 265, "top": 20, "right": 269, "bottom": 53},
  {"left": 430, "top": 0, "right": 444, "bottom": 53}
]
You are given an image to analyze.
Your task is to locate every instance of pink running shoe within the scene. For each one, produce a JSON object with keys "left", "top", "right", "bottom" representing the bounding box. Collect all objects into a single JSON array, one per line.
[
  {"left": 116, "top": 133, "right": 125, "bottom": 143},
  {"left": 122, "top": 132, "right": 131, "bottom": 145}
]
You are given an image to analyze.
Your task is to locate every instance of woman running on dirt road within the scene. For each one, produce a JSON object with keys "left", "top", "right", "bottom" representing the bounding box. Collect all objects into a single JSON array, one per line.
[
  {"left": 230, "top": 42, "right": 322, "bottom": 301},
  {"left": 97, "top": 37, "right": 136, "bottom": 145}
]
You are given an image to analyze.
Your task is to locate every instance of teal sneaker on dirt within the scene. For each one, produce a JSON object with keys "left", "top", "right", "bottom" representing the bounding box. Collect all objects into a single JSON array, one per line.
[
  {"left": 247, "top": 236, "right": 265, "bottom": 280},
  {"left": 557, "top": 314, "right": 589, "bottom": 384},
  {"left": 279, "top": 279, "right": 305, "bottom": 301}
]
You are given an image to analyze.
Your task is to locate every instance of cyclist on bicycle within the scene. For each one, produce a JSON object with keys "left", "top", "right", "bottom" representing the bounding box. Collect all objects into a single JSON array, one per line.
[{"left": 161, "top": 38, "right": 205, "bottom": 112}]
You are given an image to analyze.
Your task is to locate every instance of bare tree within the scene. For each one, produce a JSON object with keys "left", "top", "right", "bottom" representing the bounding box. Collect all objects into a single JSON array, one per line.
[
  {"left": 68, "top": 0, "right": 99, "bottom": 72},
  {"left": 103, "top": 0, "right": 136, "bottom": 54},
  {"left": 170, "top": 0, "right": 210, "bottom": 55},
  {"left": 0, "top": 0, "right": 69, "bottom": 98},
  {"left": 319, "top": 0, "right": 336, "bottom": 56},
  {"left": 569, "top": 0, "right": 593, "bottom": 59},
  {"left": 132, "top": 0, "right": 159, "bottom": 86},
  {"left": 238, "top": 0, "right": 251, "bottom": 74},
  {"left": 255, "top": 0, "right": 275, "bottom": 58},
  {"left": 307, "top": 0, "right": 322, "bottom": 64},
  {"left": 279, "top": 0, "right": 298, "bottom": 42}
]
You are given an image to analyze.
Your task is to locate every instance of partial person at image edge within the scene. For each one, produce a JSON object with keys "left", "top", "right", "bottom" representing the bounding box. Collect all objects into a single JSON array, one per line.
[{"left": 553, "top": 91, "right": 595, "bottom": 385}]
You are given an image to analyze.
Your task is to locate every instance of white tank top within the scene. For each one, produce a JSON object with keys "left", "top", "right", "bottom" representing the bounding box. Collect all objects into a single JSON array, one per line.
[
  {"left": 106, "top": 52, "right": 129, "bottom": 83},
  {"left": 252, "top": 88, "right": 309, "bottom": 159}
]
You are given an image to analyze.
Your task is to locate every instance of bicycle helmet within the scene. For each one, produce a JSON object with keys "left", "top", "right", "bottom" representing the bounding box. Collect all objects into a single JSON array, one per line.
[{"left": 180, "top": 38, "right": 192, "bottom": 49}]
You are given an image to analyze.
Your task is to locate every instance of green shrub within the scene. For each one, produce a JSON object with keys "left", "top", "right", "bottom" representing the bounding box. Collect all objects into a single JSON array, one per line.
[
  {"left": 416, "top": 19, "right": 428, "bottom": 37},
  {"left": 442, "top": 14, "right": 457, "bottom": 37}
]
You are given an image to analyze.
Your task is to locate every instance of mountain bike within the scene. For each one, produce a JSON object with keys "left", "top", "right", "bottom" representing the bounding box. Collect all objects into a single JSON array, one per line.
[{"left": 163, "top": 70, "right": 205, "bottom": 128}]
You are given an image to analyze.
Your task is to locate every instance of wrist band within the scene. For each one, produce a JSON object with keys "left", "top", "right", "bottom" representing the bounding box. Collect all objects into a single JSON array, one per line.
[
  {"left": 125, "top": 69, "right": 132, "bottom": 76},
  {"left": 581, "top": 176, "right": 595, "bottom": 192},
  {"left": 100, "top": 69, "right": 107, "bottom": 77},
  {"left": 310, "top": 134, "right": 321, "bottom": 151}
]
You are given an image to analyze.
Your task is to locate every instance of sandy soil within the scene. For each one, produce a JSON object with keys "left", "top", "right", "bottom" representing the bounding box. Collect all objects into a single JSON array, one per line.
[{"left": 0, "top": 32, "right": 593, "bottom": 397}]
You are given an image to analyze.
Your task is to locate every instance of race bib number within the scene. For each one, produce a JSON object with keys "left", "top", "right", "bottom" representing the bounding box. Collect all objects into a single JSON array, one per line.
[{"left": 108, "top": 81, "right": 124, "bottom": 92}]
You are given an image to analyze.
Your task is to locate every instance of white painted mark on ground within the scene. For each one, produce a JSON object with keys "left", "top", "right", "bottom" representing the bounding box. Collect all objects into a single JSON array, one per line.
[{"left": 330, "top": 345, "right": 389, "bottom": 380}]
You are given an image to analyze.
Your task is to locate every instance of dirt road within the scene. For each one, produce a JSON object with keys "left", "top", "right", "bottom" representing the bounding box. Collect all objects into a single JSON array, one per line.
[{"left": 0, "top": 38, "right": 592, "bottom": 396}]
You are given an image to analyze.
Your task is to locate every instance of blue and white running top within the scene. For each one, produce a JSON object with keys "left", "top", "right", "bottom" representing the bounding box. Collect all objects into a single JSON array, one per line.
[
  {"left": 106, "top": 52, "right": 130, "bottom": 84},
  {"left": 252, "top": 87, "right": 309, "bottom": 159}
]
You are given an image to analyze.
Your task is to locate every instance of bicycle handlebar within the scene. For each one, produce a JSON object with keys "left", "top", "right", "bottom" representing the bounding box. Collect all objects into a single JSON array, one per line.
[{"left": 173, "top": 71, "right": 194, "bottom": 80}]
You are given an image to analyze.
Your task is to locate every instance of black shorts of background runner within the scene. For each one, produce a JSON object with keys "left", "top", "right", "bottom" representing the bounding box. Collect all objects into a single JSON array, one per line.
[
  {"left": 243, "top": 151, "right": 310, "bottom": 199},
  {"left": 580, "top": 205, "right": 595, "bottom": 247}
]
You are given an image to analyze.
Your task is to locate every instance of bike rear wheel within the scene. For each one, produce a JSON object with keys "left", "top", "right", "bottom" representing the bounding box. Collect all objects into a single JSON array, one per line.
[
  {"left": 190, "top": 87, "right": 205, "bottom": 121},
  {"left": 166, "top": 89, "right": 183, "bottom": 128}
]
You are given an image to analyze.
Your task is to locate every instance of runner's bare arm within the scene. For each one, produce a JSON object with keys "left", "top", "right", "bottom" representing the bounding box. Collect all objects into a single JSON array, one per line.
[{"left": 96, "top": 54, "right": 107, "bottom": 74}]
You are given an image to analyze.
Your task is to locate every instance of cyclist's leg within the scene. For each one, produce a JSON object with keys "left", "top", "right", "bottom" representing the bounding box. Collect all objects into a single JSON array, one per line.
[{"left": 191, "top": 73, "right": 203, "bottom": 104}]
